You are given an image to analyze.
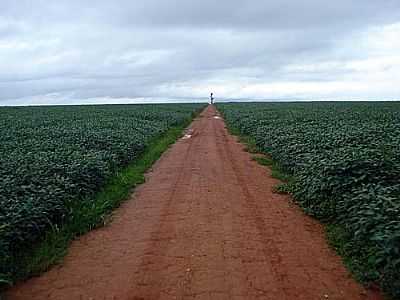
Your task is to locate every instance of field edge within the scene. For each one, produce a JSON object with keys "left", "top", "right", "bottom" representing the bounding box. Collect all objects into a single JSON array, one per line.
[
  {"left": 218, "top": 109, "right": 387, "bottom": 298},
  {"left": 1, "top": 109, "right": 202, "bottom": 292}
]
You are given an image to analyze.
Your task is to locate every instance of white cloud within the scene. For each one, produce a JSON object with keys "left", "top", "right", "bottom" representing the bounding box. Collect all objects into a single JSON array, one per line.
[{"left": 0, "top": 1, "right": 399, "bottom": 105}]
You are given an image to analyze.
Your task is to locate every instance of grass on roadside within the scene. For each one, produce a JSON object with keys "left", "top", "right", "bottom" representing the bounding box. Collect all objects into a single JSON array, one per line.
[
  {"left": 3, "top": 120, "right": 193, "bottom": 290},
  {"left": 229, "top": 127, "right": 260, "bottom": 154},
  {"left": 325, "top": 223, "right": 383, "bottom": 288},
  {"left": 221, "top": 116, "right": 391, "bottom": 299},
  {"left": 223, "top": 122, "right": 295, "bottom": 195},
  {"left": 252, "top": 155, "right": 294, "bottom": 192}
]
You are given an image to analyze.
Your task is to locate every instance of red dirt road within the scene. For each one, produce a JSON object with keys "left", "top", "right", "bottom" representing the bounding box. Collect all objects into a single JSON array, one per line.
[{"left": 6, "top": 105, "right": 381, "bottom": 300}]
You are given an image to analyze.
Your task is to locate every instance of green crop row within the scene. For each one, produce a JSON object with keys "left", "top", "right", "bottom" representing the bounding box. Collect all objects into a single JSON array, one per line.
[
  {"left": 0, "top": 104, "right": 203, "bottom": 285},
  {"left": 218, "top": 102, "right": 400, "bottom": 299}
]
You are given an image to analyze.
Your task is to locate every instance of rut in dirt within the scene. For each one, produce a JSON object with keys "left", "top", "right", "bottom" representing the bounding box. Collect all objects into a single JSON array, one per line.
[{"left": 6, "top": 105, "right": 381, "bottom": 300}]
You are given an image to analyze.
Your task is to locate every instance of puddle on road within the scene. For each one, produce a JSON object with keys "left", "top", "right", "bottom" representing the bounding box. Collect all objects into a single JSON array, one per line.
[{"left": 182, "top": 129, "right": 194, "bottom": 139}]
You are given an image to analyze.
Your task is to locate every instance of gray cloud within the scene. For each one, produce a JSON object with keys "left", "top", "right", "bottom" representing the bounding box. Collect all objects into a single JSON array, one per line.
[{"left": 0, "top": 0, "right": 400, "bottom": 105}]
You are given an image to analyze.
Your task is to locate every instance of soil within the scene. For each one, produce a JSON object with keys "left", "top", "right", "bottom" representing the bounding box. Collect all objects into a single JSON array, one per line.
[{"left": 6, "top": 105, "right": 381, "bottom": 300}]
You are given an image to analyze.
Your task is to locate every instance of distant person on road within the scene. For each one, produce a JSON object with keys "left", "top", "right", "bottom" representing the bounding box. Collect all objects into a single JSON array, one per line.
[{"left": 210, "top": 92, "right": 214, "bottom": 104}]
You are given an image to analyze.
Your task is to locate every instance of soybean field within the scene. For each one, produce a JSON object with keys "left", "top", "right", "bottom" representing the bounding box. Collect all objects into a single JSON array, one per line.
[
  {"left": 218, "top": 102, "right": 400, "bottom": 298},
  {"left": 0, "top": 104, "right": 203, "bottom": 285}
]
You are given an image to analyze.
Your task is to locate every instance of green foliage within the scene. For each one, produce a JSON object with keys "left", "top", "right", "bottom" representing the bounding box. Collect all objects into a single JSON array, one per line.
[
  {"left": 252, "top": 156, "right": 273, "bottom": 166},
  {"left": 252, "top": 155, "right": 294, "bottom": 193},
  {"left": 326, "top": 223, "right": 381, "bottom": 283},
  {"left": 218, "top": 102, "right": 400, "bottom": 299},
  {"left": 272, "top": 183, "right": 293, "bottom": 195},
  {"left": 0, "top": 104, "right": 203, "bottom": 286}
]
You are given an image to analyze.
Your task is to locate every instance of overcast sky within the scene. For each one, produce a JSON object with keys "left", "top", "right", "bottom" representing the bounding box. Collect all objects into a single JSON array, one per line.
[{"left": 1, "top": 0, "right": 400, "bottom": 105}]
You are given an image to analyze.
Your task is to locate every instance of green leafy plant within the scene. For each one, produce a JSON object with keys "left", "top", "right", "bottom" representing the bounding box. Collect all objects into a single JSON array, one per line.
[
  {"left": 218, "top": 101, "right": 400, "bottom": 299},
  {"left": 0, "top": 104, "right": 204, "bottom": 288}
]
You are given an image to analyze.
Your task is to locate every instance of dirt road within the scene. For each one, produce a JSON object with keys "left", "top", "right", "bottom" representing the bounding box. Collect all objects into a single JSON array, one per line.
[{"left": 6, "top": 105, "right": 380, "bottom": 300}]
